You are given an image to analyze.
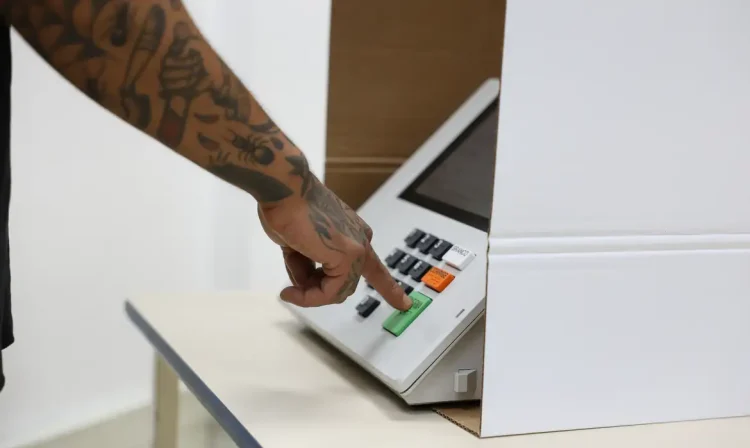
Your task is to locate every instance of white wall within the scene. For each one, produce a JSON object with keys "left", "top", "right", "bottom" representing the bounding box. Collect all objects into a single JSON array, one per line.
[
  {"left": 208, "top": 0, "right": 331, "bottom": 293},
  {"left": 0, "top": 1, "right": 331, "bottom": 446},
  {"left": 0, "top": 35, "right": 215, "bottom": 448}
]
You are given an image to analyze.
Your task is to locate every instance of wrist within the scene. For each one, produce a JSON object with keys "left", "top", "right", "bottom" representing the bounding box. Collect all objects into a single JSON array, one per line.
[{"left": 258, "top": 192, "right": 305, "bottom": 212}]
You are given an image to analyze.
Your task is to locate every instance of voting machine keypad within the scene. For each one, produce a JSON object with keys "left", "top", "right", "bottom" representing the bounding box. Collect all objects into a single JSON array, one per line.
[{"left": 359, "top": 227, "right": 476, "bottom": 337}]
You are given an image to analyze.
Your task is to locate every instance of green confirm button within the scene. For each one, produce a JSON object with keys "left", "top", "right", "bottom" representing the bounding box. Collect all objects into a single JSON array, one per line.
[{"left": 382, "top": 291, "right": 432, "bottom": 336}]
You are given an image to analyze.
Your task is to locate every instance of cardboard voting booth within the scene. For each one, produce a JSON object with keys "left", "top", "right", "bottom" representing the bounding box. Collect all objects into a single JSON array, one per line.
[{"left": 288, "top": 0, "right": 750, "bottom": 438}]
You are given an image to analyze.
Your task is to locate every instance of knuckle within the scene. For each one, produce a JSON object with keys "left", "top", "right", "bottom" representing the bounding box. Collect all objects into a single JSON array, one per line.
[
  {"left": 334, "top": 283, "right": 358, "bottom": 304},
  {"left": 351, "top": 245, "right": 367, "bottom": 261}
]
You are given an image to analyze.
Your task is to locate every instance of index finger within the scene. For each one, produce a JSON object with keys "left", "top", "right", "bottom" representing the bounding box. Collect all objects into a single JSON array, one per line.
[{"left": 361, "top": 248, "right": 412, "bottom": 311}]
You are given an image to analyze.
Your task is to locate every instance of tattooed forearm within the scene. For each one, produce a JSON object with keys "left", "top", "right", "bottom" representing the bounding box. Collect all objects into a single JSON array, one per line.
[
  {"left": 227, "top": 131, "right": 276, "bottom": 165},
  {"left": 208, "top": 152, "right": 293, "bottom": 203},
  {"left": 9, "top": 0, "right": 308, "bottom": 204},
  {"left": 121, "top": 4, "right": 165, "bottom": 129},
  {"left": 10, "top": 0, "right": 381, "bottom": 307},
  {"left": 286, "top": 155, "right": 312, "bottom": 195},
  {"left": 212, "top": 62, "right": 251, "bottom": 123},
  {"left": 110, "top": 2, "right": 131, "bottom": 47},
  {"left": 156, "top": 21, "right": 208, "bottom": 146}
]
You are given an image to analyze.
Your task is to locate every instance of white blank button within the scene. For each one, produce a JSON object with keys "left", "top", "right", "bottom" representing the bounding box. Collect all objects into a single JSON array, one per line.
[{"left": 443, "top": 245, "right": 475, "bottom": 270}]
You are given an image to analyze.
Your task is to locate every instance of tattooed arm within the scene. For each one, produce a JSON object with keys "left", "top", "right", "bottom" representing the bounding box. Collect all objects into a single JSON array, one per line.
[
  {"left": 9, "top": 0, "right": 298, "bottom": 202},
  {"left": 7, "top": 0, "right": 412, "bottom": 310}
]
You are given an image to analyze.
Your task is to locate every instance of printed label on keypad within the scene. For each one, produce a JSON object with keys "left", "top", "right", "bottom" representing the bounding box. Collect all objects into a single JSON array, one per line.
[
  {"left": 422, "top": 267, "right": 455, "bottom": 292},
  {"left": 443, "top": 245, "right": 475, "bottom": 271},
  {"left": 382, "top": 291, "right": 432, "bottom": 336}
]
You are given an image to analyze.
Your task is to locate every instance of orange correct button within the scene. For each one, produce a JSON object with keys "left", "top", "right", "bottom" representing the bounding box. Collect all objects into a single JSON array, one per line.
[{"left": 422, "top": 267, "right": 455, "bottom": 292}]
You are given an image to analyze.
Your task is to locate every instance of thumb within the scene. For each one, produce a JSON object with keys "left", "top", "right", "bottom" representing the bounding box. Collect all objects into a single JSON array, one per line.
[{"left": 361, "top": 247, "right": 412, "bottom": 311}]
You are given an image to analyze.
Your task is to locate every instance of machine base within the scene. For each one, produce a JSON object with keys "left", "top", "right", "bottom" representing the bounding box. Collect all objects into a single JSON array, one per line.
[{"left": 401, "top": 314, "right": 485, "bottom": 405}]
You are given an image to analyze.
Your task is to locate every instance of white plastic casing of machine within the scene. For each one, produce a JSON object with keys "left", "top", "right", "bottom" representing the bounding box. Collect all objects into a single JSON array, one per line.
[{"left": 285, "top": 79, "right": 500, "bottom": 405}]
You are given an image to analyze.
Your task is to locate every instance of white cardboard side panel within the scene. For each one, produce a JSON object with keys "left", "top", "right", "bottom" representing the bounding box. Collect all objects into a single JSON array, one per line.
[
  {"left": 491, "top": 0, "right": 750, "bottom": 239},
  {"left": 482, "top": 249, "right": 750, "bottom": 437},
  {"left": 484, "top": 0, "right": 750, "bottom": 437}
]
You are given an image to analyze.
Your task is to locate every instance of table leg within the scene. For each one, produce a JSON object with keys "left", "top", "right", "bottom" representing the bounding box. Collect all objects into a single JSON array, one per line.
[{"left": 154, "top": 353, "right": 179, "bottom": 448}]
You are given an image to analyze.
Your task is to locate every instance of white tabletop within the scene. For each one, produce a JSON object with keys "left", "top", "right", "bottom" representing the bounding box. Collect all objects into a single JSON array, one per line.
[{"left": 125, "top": 292, "right": 750, "bottom": 448}]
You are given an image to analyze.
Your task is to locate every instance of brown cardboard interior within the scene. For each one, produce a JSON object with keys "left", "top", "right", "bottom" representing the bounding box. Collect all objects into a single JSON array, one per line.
[
  {"left": 324, "top": 0, "right": 506, "bottom": 436},
  {"left": 434, "top": 404, "right": 483, "bottom": 436},
  {"left": 325, "top": 0, "right": 506, "bottom": 208}
]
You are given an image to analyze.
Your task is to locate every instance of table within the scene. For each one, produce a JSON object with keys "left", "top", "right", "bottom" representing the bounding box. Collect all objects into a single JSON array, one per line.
[{"left": 125, "top": 292, "right": 750, "bottom": 448}]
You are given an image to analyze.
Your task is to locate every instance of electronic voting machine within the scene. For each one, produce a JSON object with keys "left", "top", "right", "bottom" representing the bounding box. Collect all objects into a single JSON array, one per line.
[{"left": 285, "top": 79, "right": 499, "bottom": 405}]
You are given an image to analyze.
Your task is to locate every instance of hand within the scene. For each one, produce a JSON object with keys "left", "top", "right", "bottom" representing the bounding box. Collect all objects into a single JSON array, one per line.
[{"left": 258, "top": 175, "right": 413, "bottom": 311}]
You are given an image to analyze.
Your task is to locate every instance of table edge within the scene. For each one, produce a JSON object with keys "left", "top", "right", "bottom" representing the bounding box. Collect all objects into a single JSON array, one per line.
[{"left": 124, "top": 300, "right": 264, "bottom": 448}]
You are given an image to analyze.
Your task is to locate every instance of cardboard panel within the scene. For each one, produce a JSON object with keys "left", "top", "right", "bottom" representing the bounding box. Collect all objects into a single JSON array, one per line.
[
  {"left": 326, "top": 0, "right": 506, "bottom": 199},
  {"left": 325, "top": 158, "right": 402, "bottom": 209}
]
